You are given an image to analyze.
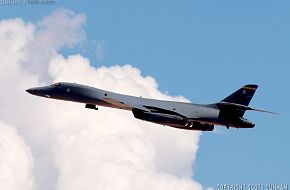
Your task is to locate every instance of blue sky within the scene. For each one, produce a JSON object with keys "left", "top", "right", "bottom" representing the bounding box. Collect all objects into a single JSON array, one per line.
[{"left": 1, "top": 0, "right": 289, "bottom": 187}]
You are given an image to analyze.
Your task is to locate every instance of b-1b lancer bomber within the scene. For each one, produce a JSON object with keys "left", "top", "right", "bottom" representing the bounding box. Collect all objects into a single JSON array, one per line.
[{"left": 26, "top": 83, "right": 276, "bottom": 131}]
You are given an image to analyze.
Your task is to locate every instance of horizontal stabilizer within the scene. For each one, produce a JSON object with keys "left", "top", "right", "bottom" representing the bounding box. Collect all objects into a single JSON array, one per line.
[
  {"left": 217, "top": 102, "right": 277, "bottom": 114},
  {"left": 249, "top": 108, "right": 278, "bottom": 114}
]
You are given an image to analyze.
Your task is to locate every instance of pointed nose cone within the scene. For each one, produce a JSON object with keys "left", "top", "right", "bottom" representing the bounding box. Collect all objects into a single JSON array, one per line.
[
  {"left": 26, "top": 87, "right": 40, "bottom": 96},
  {"left": 26, "top": 88, "right": 34, "bottom": 94},
  {"left": 26, "top": 86, "right": 52, "bottom": 98}
]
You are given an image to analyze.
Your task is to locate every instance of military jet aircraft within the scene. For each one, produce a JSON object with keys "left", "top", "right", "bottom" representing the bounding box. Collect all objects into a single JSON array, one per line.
[{"left": 26, "top": 83, "right": 276, "bottom": 131}]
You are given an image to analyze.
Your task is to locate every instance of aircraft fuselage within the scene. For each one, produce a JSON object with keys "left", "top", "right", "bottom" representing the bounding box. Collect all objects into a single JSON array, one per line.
[{"left": 26, "top": 82, "right": 256, "bottom": 131}]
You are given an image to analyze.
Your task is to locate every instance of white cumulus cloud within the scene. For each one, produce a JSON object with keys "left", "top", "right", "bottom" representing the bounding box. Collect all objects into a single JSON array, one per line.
[
  {"left": 0, "top": 9, "right": 203, "bottom": 190},
  {"left": 0, "top": 122, "right": 34, "bottom": 190}
]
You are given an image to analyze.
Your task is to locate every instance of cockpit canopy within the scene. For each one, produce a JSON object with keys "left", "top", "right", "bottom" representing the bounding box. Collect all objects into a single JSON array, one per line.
[{"left": 52, "top": 82, "right": 61, "bottom": 87}]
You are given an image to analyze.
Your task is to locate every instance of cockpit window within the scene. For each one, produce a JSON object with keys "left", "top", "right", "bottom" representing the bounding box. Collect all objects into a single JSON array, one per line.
[{"left": 54, "top": 83, "right": 61, "bottom": 87}]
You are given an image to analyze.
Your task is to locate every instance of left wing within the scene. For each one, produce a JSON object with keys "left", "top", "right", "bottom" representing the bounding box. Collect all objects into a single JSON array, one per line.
[{"left": 101, "top": 98, "right": 152, "bottom": 112}]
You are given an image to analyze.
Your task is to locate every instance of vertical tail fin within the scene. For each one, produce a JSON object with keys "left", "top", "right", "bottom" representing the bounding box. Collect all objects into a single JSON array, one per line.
[{"left": 221, "top": 84, "right": 258, "bottom": 106}]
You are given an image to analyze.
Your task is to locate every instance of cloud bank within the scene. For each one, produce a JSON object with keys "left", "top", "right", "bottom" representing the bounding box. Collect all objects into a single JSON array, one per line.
[{"left": 0, "top": 9, "right": 202, "bottom": 190}]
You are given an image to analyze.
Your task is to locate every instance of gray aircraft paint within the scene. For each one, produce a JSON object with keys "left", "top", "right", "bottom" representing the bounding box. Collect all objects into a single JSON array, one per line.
[{"left": 26, "top": 82, "right": 275, "bottom": 131}]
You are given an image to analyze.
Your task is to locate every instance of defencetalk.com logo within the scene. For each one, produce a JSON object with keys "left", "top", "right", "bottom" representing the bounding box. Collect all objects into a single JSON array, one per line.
[{"left": 0, "top": 0, "right": 55, "bottom": 5}]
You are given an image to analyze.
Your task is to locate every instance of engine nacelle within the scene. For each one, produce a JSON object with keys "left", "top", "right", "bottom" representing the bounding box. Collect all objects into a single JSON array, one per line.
[
  {"left": 186, "top": 122, "right": 214, "bottom": 131},
  {"left": 132, "top": 109, "right": 214, "bottom": 131},
  {"left": 132, "top": 109, "right": 184, "bottom": 125}
]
